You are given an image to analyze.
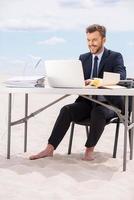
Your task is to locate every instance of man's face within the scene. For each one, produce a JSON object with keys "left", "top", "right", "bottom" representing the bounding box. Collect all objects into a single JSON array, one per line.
[{"left": 86, "top": 31, "right": 106, "bottom": 54}]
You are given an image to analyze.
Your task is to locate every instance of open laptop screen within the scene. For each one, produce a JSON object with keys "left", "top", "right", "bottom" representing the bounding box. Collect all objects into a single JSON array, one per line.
[{"left": 45, "top": 60, "right": 85, "bottom": 88}]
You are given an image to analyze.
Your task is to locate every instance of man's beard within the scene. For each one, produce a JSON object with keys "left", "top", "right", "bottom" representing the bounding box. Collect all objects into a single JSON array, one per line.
[{"left": 89, "top": 44, "right": 103, "bottom": 54}]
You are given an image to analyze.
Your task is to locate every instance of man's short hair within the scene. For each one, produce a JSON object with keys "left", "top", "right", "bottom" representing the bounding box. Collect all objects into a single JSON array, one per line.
[{"left": 86, "top": 24, "right": 106, "bottom": 38}]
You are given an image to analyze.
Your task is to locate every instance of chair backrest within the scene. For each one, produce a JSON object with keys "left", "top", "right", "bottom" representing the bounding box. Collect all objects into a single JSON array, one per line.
[{"left": 118, "top": 78, "right": 134, "bottom": 118}]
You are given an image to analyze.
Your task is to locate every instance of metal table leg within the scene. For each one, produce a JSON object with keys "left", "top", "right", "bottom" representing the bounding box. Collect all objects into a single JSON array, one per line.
[
  {"left": 6, "top": 94, "right": 69, "bottom": 158},
  {"left": 24, "top": 93, "right": 28, "bottom": 152},
  {"left": 123, "top": 96, "right": 128, "bottom": 171},
  {"left": 130, "top": 96, "right": 134, "bottom": 160},
  {"left": 7, "top": 93, "right": 12, "bottom": 159}
]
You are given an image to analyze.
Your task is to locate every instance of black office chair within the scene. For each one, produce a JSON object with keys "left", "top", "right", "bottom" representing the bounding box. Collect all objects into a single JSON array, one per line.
[
  {"left": 68, "top": 79, "right": 134, "bottom": 159},
  {"left": 68, "top": 116, "right": 122, "bottom": 157}
]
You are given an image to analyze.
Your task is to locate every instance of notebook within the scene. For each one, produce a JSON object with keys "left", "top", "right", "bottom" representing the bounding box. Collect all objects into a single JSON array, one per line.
[{"left": 45, "top": 60, "right": 88, "bottom": 88}]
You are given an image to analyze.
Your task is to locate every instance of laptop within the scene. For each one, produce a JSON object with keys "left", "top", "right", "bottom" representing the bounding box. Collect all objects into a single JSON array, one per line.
[{"left": 45, "top": 60, "right": 87, "bottom": 88}]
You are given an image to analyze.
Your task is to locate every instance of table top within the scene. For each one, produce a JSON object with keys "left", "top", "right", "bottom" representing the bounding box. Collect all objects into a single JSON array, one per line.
[
  {"left": 0, "top": 85, "right": 134, "bottom": 96},
  {"left": 1, "top": 75, "right": 134, "bottom": 96}
]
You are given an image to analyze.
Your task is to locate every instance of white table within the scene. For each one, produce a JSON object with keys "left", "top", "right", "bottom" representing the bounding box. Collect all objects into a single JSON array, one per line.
[{"left": 1, "top": 86, "right": 134, "bottom": 171}]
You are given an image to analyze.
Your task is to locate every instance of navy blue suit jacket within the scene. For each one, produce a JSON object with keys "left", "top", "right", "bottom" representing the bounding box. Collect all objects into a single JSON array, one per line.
[{"left": 76, "top": 48, "right": 126, "bottom": 112}]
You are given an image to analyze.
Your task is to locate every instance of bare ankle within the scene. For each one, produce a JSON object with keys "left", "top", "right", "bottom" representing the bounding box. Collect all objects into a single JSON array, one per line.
[
  {"left": 47, "top": 144, "right": 54, "bottom": 151},
  {"left": 82, "top": 146, "right": 95, "bottom": 161},
  {"left": 85, "top": 147, "right": 94, "bottom": 153}
]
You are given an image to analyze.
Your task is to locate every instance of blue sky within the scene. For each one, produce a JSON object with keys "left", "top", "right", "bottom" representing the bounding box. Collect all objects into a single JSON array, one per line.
[{"left": 0, "top": 0, "right": 134, "bottom": 76}]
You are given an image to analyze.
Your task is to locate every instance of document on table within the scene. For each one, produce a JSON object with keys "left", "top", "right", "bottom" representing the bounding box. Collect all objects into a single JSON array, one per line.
[
  {"left": 90, "top": 72, "right": 121, "bottom": 88},
  {"left": 4, "top": 75, "right": 45, "bottom": 88}
]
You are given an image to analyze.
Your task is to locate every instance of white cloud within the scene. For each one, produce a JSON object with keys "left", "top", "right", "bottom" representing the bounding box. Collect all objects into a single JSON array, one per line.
[
  {"left": 0, "top": 19, "right": 55, "bottom": 31},
  {"left": 0, "top": 0, "right": 134, "bottom": 31},
  {"left": 37, "top": 37, "right": 66, "bottom": 45},
  {"left": 128, "top": 42, "right": 134, "bottom": 47}
]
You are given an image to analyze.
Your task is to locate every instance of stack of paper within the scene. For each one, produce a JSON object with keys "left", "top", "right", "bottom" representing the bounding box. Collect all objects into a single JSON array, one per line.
[
  {"left": 90, "top": 72, "right": 121, "bottom": 88},
  {"left": 4, "top": 75, "right": 45, "bottom": 88}
]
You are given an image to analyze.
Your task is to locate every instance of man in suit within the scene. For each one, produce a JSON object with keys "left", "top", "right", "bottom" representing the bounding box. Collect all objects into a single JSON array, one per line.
[{"left": 29, "top": 24, "right": 126, "bottom": 160}]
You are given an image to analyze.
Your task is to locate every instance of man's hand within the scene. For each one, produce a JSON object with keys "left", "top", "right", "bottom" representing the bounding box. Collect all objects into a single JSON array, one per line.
[{"left": 85, "top": 79, "right": 92, "bottom": 86}]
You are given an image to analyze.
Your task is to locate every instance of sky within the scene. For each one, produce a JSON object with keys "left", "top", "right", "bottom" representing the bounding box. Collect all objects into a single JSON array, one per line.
[{"left": 0, "top": 0, "right": 134, "bottom": 76}]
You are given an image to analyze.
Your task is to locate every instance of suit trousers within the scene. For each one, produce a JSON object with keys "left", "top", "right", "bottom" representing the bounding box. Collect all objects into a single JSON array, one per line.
[{"left": 48, "top": 100, "right": 116, "bottom": 149}]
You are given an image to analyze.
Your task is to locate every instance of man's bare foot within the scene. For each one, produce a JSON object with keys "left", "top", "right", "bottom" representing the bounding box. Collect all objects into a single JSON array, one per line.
[
  {"left": 82, "top": 147, "right": 95, "bottom": 161},
  {"left": 29, "top": 144, "right": 54, "bottom": 160}
]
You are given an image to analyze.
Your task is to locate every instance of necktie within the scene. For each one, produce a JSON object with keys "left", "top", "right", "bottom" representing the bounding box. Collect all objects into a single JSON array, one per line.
[{"left": 92, "top": 56, "right": 98, "bottom": 78}]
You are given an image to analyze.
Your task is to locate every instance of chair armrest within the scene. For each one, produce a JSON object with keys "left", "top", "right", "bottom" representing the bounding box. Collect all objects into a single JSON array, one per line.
[{"left": 118, "top": 78, "right": 134, "bottom": 88}]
